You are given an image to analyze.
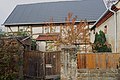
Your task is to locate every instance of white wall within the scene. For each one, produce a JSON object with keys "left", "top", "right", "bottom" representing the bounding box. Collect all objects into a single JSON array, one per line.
[
  {"left": 90, "top": 30, "right": 95, "bottom": 43},
  {"left": 36, "top": 41, "right": 58, "bottom": 51},
  {"left": 36, "top": 41, "right": 46, "bottom": 51}
]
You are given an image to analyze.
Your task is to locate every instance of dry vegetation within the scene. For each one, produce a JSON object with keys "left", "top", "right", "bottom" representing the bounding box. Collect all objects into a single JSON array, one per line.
[{"left": 0, "top": 38, "right": 21, "bottom": 80}]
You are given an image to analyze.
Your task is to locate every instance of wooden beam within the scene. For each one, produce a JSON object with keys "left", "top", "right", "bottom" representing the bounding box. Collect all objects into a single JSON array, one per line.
[
  {"left": 18, "top": 26, "right": 19, "bottom": 32},
  {"left": 7, "top": 31, "right": 31, "bottom": 34},
  {"left": 42, "top": 26, "right": 44, "bottom": 33},
  {"left": 8, "top": 26, "right": 15, "bottom": 36},
  {"left": 32, "top": 32, "right": 60, "bottom": 35},
  {"left": 25, "top": 26, "right": 29, "bottom": 31},
  {"left": 30, "top": 26, "right": 32, "bottom": 35}
]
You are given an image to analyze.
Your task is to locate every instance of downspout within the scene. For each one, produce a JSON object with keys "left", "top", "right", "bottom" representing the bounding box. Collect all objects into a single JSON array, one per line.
[{"left": 109, "top": 8, "right": 117, "bottom": 53}]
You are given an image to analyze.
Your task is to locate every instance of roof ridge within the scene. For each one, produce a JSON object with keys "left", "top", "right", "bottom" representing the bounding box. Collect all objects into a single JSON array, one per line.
[{"left": 17, "top": 1, "right": 81, "bottom": 6}]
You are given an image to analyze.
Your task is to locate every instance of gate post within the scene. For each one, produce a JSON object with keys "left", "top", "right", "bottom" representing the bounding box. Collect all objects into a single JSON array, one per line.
[
  {"left": 18, "top": 46, "right": 24, "bottom": 80},
  {"left": 43, "top": 52, "right": 46, "bottom": 80},
  {"left": 61, "top": 45, "right": 77, "bottom": 80}
]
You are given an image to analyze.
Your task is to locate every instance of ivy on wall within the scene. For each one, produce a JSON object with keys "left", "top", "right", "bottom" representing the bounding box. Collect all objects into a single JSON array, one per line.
[{"left": 93, "top": 30, "right": 112, "bottom": 52}]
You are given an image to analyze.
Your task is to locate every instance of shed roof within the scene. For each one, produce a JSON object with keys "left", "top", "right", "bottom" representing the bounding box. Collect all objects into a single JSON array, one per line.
[
  {"left": 36, "top": 34, "right": 59, "bottom": 41},
  {"left": 4, "top": 0, "right": 107, "bottom": 26}
]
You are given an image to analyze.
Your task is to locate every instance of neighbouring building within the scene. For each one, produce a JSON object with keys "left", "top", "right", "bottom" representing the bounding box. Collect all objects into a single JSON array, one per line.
[
  {"left": 91, "top": 0, "right": 120, "bottom": 53},
  {"left": 3, "top": 0, "right": 106, "bottom": 51}
]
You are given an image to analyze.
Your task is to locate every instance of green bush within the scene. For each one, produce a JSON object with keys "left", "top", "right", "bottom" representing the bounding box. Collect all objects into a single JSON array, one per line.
[{"left": 93, "top": 30, "right": 112, "bottom": 52}]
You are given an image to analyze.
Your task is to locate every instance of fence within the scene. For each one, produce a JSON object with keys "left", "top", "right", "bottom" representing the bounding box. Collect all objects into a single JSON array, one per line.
[
  {"left": 77, "top": 53, "right": 120, "bottom": 69},
  {"left": 23, "top": 50, "right": 120, "bottom": 79},
  {"left": 23, "top": 51, "right": 61, "bottom": 80}
]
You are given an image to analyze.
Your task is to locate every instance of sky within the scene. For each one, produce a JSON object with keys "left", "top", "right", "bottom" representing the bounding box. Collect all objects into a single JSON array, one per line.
[{"left": 0, "top": 0, "right": 74, "bottom": 30}]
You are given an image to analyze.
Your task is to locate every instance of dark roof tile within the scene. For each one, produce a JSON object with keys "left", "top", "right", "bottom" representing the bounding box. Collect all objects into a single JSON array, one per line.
[{"left": 4, "top": 0, "right": 107, "bottom": 26}]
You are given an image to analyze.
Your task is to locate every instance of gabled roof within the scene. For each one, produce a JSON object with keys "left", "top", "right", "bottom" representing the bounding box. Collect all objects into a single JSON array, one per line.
[
  {"left": 4, "top": 0, "right": 107, "bottom": 26},
  {"left": 91, "top": 10, "right": 113, "bottom": 30},
  {"left": 91, "top": 0, "right": 120, "bottom": 30}
]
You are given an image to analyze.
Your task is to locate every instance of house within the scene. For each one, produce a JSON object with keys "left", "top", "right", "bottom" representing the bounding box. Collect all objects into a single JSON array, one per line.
[
  {"left": 91, "top": 0, "right": 120, "bottom": 53},
  {"left": 3, "top": 0, "right": 107, "bottom": 51}
]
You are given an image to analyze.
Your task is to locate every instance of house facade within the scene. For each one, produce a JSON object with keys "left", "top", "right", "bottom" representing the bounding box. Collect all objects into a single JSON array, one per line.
[
  {"left": 91, "top": 1, "right": 120, "bottom": 53},
  {"left": 3, "top": 0, "right": 106, "bottom": 51}
]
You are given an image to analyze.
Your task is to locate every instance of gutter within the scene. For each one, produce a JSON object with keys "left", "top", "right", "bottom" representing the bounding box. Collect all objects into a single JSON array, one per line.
[
  {"left": 109, "top": 7, "right": 117, "bottom": 53},
  {"left": 3, "top": 20, "right": 96, "bottom": 27}
]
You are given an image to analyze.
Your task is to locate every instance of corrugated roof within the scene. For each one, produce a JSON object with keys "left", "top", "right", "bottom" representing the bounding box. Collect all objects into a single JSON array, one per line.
[{"left": 4, "top": 0, "right": 107, "bottom": 26}]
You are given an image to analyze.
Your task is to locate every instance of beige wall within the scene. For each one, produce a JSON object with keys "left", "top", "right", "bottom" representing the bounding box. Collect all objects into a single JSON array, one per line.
[{"left": 116, "top": 1, "right": 120, "bottom": 8}]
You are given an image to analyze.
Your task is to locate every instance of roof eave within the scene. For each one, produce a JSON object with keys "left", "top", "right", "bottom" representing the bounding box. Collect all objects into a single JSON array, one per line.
[
  {"left": 91, "top": 9, "right": 113, "bottom": 30},
  {"left": 4, "top": 20, "right": 96, "bottom": 27}
]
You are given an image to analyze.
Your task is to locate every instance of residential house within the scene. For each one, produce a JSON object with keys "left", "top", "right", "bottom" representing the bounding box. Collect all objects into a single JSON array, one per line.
[
  {"left": 91, "top": 0, "right": 120, "bottom": 53},
  {"left": 3, "top": 0, "right": 106, "bottom": 51}
]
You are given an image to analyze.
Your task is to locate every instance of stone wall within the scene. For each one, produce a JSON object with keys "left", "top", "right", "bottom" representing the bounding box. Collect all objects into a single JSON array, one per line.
[
  {"left": 61, "top": 47, "right": 77, "bottom": 80},
  {"left": 77, "top": 69, "right": 119, "bottom": 80}
]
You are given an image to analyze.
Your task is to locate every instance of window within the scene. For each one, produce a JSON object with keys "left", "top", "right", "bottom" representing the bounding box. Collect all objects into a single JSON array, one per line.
[
  {"left": 104, "top": 25, "right": 107, "bottom": 34},
  {"left": 93, "top": 29, "right": 95, "bottom": 34}
]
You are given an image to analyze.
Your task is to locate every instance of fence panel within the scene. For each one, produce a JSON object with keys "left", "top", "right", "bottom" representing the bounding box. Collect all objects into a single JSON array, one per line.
[
  {"left": 23, "top": 51, "right": 61, "bottom": 79},
  {"left": 24, "top": 51, "right": 45, "bottom": 79},
  {"left": 77, "top": 53, "right": 120, "bottom": 69}
]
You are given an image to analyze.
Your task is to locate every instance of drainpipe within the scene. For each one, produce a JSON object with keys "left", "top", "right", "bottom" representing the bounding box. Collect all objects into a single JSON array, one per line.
[{"left": 109, "top": 8, "right": 117, "bottom": 53}]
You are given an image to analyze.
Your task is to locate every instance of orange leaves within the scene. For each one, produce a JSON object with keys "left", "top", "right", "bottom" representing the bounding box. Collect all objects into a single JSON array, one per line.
[{"left": 59, "top": 13, "right": 89, "bottom": 45}]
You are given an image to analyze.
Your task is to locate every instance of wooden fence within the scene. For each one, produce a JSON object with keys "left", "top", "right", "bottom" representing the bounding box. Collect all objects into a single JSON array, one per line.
[
  {"left": 77, "top": 53, "right": 120, "bottom": 69},
  {"left": 23, "top": 50, "right": 120, "bottom": 79},
  {"left": 23, "top": 51, "right": 61, "bottom": 79}
]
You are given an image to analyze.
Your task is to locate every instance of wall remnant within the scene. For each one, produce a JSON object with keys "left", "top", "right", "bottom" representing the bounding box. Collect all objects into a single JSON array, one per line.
[{"left": 61, "top": 45, "right": 77, "bottom": 80}]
